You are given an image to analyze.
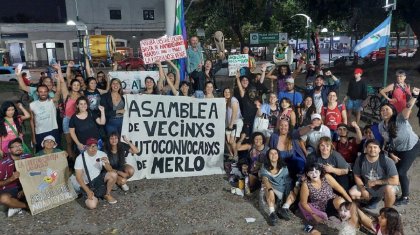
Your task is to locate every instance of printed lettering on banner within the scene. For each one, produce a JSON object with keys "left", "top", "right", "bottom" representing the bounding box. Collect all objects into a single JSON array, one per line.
[
  {"left": 228, "top": 54, "right": 249, "bottom": 76},
  {"left": 121, "top": 95, "right": 226, "bottom": 180},
  {"left": 140, "top": 35, "right": 187, "bottom": 64},
  {"left": 109, "top": 71, "right": 159, "bottom": 94},
  {"left": 15, "top": 151, "right": 77, "bottom": 215}
]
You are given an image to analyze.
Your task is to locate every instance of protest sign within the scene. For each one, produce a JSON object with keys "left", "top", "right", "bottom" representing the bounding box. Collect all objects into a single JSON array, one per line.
[
  {"left": 121, "top": 95, "right": 226, "bottom": 179},
  {"left": 228, "top": 54, "right": 249, "bottom": 76},
  {"left": 15, "top": 152, "right": 77, "bottom": 215},
  {"left": 140, "top": 35, "right": 187, "bottom": 64},
  {"left": 109, "top": 71, "right": 159, "bottom": 94}
]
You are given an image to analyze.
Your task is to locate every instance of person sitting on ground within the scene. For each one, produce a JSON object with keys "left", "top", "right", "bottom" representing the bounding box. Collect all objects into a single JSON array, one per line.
[
  {"left": 260, "top": 148, "right": 292, "bottom": 226},
  {"left": 104, "top": 133, "right": 139, "bottom": 192},
  {"left": 349, "top": 139, "right": 399, "bottom": 209},
  {"left": 337, "top": 201, "right": 375, "bottom": 235},
  {"left": 359, "top": 124, "right": 383, "bottom": 153},
  {"left": 0, "top": 138, "right": 32, "bottom": 217},
  {"left": 333, "top": 122, "right": 363, "bottom": 166},
  {"left": 322, "top": 90, "right": 347, "bottom": 140},
  {"left": 307, "top": 136, "right": 351, "bottom": 191},
  {"left": 236, "top": 132, "right": 269, "bottom": 194},
  {"left": 256, "top": 92, "right": 280, "bottom": 141},
  {"left": 35, "top": 135, "right": 64, "bottom": 157},
  {"left": 297, "top": 113, "right": 331, "bottom": 155},
  {"left": 74, "top": 138, "right": 118, "bottom": 209},
  {"left": 299, "top": 163, "right": 352, "bottom": 225},
  {"left": 375, "top": 207, "right": 404, "bottom": 235}
]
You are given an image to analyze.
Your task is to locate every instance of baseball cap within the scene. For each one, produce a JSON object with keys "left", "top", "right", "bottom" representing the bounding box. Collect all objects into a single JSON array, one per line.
[
  {"left": 285, "top": 78, "right": 294, "bottom": 84},
  {"left": 311, "top": 113, "right": 322, "bottom": 121},
  {"left": 86, "top": 138, "right": 98, "bottom": 146},
  {"left": 354, "top": 68, "right": 363, "bottom": 74},
  {"left": 41, "top": 135, "right": 57, "bottom": 148},
  {"left": 337, "top": 123, "right": 348, "bottom": 129}
]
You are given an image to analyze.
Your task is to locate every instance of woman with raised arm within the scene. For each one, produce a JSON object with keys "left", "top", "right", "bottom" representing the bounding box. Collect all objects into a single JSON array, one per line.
[{"left": 157, "top": 60, "right": 180, "bottom": 95}]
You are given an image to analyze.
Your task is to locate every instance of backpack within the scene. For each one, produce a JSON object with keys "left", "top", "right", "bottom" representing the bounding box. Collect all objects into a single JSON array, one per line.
[
  {"left": 389, "top": 82, "right": 411, "bottom": 101},
  {"left": 358, "top": 153, "right": 388, "bottom": 177}
]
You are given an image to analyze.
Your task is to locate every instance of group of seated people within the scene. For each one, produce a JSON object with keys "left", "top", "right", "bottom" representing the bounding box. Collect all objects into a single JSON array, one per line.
[
  {"left": 225, "top": 63, "right": 419, "bottom": 234},
  {"left": 0, "top": 57, "right": 417, "bottom": 234}
]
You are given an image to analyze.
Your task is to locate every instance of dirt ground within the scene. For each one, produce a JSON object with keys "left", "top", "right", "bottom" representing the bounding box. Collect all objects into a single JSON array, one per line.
[{"left": 1, "top": 58, "right": 420, "bottom": 234}]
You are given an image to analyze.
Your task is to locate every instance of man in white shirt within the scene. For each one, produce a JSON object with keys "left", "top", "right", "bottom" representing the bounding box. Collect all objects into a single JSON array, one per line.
[
  {"left": 74, "top": 138, "right": 118, "bottom": 209},
  {"left": 298, "top": 113, "right": 331, "bottom": 155}
]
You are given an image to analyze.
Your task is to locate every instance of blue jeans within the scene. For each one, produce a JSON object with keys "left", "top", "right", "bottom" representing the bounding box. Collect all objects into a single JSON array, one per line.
[{"left": 105, "top": 116, "right": 123, "bottom": 136}]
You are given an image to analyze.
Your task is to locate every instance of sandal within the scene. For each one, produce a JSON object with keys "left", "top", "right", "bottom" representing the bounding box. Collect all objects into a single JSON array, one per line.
[{"left": 104, "top": 194, "right": 117, "bottom": 204}]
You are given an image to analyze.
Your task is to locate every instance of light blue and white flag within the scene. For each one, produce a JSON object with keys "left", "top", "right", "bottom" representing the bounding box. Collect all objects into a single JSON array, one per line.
[{"left": 354, "top": 16, "right": 391, "bottom": 57}]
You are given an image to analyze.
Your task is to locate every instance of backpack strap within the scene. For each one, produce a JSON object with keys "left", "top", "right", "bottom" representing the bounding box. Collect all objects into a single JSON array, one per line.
[{"left": 81, "top": 152, "right": 93, "bottom": 185}]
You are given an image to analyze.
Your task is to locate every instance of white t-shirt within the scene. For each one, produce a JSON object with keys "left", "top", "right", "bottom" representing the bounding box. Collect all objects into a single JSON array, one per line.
[
  {"left": 313, "top": 92, "right": 323, "bottom": 114},
  {"left": 301, "top": 124, "right": 331, "bottom": 148},
  {"left": 74, "top": 150, "right": 108, "bottom": 184},
  {"left": 29, "top": 99, "right": 58, "bottom": 134}
]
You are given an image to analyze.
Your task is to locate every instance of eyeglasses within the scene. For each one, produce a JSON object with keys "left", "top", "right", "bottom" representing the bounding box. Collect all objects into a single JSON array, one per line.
[{"left": 10, "top": 145, "right": 23, "bottom": 149}]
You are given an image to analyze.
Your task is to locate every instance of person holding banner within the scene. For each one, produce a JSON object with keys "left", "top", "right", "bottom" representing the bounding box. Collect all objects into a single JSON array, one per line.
[
  {"left": 157, "top": 60, "right": 180, "bottom": 96},
  {"left": 0, "top": 101, "right": 31, "bottom": 156},
  {"left": 204, "top": 81, "right": 216, "bottom": 98},
  {"left": 35, "top": 135, "right": 64, "bottom": 157},
  {"left": 74, "top": 138, "right": 118, "bottom": 208},
  {"left": 0, "top": 138, "right": 32, "bottom": 217},
  {"left": 104, "top": 132, "right": 139, "bottom": 192},
  {"left": 100, "top": 78, "right": 125, "bottom": 135}
]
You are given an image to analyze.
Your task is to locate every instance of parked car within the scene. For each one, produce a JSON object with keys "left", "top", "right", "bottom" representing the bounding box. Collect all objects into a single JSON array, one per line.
[
  {"left": 0, "top": 66, "right": 31, "bottom": 83},
  {"left": 333, "top": 55, "right": 364, "bottom": 66},
  {"left": 117, "top": 58, "right": 145, "bottom": 70}
]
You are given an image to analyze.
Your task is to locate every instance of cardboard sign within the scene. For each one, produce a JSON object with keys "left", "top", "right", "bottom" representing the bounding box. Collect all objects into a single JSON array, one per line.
[
  {"left": 140, "top": 35, "right": 187, "bottom": 64},
  {"left": 15, "top": 152, "right": 77, "bottom": 215},
  {"left": 121, "top": 95, "right": 226, "bottom": 180},
  {"left": 228, "top": 54, "right": 249, "bottom": 76},
  {"left": 109, "top": 71, "right": 159, "bottom": 94}
]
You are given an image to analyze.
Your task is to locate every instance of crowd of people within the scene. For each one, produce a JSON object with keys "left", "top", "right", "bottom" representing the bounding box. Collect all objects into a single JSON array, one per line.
[{"left": 0, "top": 35, "right": 418, "bottom": 235}]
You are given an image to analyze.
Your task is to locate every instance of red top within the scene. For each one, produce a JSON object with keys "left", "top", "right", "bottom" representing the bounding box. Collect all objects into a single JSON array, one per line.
[
  {"left": 0, "top": 153, "right": 32, "bottom": 191},
  {"left": 334, "top": 138, "right": 359, "bottom": 164},
  {"left": 322, "top": 104, "right": 345, "bottom": 131}
]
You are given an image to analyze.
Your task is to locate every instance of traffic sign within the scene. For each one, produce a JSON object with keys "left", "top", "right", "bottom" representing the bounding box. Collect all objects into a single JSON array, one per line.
[{"left": 249, "top": 32, "right": 288, "bottom": 45}]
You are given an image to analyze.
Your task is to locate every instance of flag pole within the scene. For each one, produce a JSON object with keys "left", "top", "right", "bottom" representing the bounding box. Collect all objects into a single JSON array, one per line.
[{"left": 383, "top": 0, "right": 396, "bottom": 87}]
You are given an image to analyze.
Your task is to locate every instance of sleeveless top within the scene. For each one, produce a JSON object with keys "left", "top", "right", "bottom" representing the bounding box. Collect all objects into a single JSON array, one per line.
[
  {"left": 113, "top": 99, "right": 124, "bottom": 117},
  {"left": 307, "top": 177, "right": 336, "bottom": 211},
  {"left": 64, "top": 97, "right": 77, "bottom": 118}
]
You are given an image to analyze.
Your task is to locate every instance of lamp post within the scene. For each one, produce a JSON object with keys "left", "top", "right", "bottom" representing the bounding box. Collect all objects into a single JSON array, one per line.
[
  {"left": 383, "top": 0, "right": 396, "bottom": 87},
  {"left": 291, "top": 14, "right": 312, "bottom": 65},
  {"left": 66, "top": 0, "right": 87, "bottom": 78}
]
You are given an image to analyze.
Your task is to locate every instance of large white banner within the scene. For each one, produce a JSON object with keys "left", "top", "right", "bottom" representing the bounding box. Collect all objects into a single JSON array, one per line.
[
  {"left": 109, "top": 71, "right": 159, "bottom": 94},
  {"left": 122, "top": 95, "right": 226, "bottom": 179}
]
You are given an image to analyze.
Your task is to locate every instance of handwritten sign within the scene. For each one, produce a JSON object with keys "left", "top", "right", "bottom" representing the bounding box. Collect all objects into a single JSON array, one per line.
[
  {"left": 15, "top": 152, "right": 77, "bottom": 215},
  {"left": 228, "top": 54, "right": 249, "bottom": 76},
  {"left": 122, "top": 95, "right": 226, "bottom": 180},
  {"left": 140, "top": 35, "right": 187, "bottom": 64},
  {"left": 109, "top": 71, "right": 159, "bottom": 94}
]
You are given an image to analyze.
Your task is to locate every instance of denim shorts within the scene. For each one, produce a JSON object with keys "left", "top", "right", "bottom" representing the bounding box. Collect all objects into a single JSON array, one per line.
[
  {"left": 346, "top": 99, "right": 363, "bottom": 111},
  {"left": 62, "top": 116, "right": 71, "bottom": 134}
]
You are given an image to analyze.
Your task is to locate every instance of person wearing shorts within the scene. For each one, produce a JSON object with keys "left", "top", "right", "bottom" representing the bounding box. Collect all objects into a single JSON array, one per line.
[{"left": 343, "top": 68, "right": 367, "bottom": 124}]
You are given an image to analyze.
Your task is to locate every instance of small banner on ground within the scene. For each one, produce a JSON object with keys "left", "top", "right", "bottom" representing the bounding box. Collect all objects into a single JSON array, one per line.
[
  {"left": 140, "top": 35, "right": 187, "bottom": 64},
  {"left": 15, "top": 151, "right": 77, "bottom": 215},
  {"left": 122, "top": 94, "right": 226, "bottom": 180},
  {"left": 228, "top": 54, "right": 249, "bottom": 76},
  {"left": 109, "top": 71, "right": 159, "bottom": 94}
]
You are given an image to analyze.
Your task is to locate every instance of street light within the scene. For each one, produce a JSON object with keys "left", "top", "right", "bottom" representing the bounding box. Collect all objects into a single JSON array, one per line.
[
  {"left": 291, "top": 14, "right": 312, "bottom": 65},
  {"left": 67, "top": 0, "right": 87, "bottom": 78}
]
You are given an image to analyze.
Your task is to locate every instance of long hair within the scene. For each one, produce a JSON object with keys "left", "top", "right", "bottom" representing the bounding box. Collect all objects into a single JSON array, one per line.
[
  {"left": 380, "top": 103, "right": 398, "bottom": 139},
  {"left": 379, "top": 207, "right": 404, "bottom": 235},
  {"left": 316, "top": 136, "right": 334, "bottom": 157},
  {"left": 109, "top": 78, "right": 123, "bottom": 95},
  {"left": 75, "top": 96, "right": 89, "bottom": 114},
  {"left": 263, "top": 148, "right": 286, "bottom": 171},
  {"left": 104, "top": 132, "right": 126, "bottom": 167},
  {"left": 0, "top": 101, "right": 22, "bottom": 137},
  {"left": 277, "top": 119, "right": 293, "bottom": 150},
  {"left": 144, "top": 76, "right": 159, "bottom": 94},
  {"left": 223, "top": 87, "right": 232, "bottom": 108}
]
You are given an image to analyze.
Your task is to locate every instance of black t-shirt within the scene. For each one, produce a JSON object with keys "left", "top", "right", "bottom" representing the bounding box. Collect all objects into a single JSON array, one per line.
[
  {"left": 84, "top": 89, "right": 101, "bottom": 112},
  {"left": 69, "top": 111, "right": 100, "bottom": 145},
  {"left": 107, "top": 143, "right": 130, "bottom": 170}
]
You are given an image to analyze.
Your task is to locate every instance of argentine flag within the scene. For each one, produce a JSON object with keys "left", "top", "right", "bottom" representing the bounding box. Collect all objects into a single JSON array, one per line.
[{"left": 354, "top": 16, "right": 391, "bottom": 58}]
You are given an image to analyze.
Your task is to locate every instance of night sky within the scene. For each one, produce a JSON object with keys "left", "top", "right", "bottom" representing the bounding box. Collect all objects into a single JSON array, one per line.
[{"left": 0, "top": 0, "right": 67, "bottom": 23}]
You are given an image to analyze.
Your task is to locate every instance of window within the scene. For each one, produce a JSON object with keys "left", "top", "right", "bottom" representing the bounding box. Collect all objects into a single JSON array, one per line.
[
  {"left": 110, "top": 9, "right": 122, "bottom": 20},
  {"left": 143, "top": 10, "right": 154, "bottom": 20},
  {"left": 0, "top": 69, "right": 12, "bottom": 75}
]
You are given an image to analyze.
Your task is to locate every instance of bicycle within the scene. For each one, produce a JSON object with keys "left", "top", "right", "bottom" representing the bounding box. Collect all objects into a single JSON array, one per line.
[{"left": 362, "top": 85, "right": 386, "bottom": 123}]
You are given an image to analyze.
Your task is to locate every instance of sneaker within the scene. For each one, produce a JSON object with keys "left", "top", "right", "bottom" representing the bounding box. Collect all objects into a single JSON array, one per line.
[
  {"left": 104, "top": 194, "right": 118, "bottom": 204},
  {"left": 277, "top": 208, "right": 292, "bottom": 221},
  {"left": 7, "top": 208, "right": 22, "bottom": 217},
  {"left": 269, "top": 212, "right": 278, "bottom": 226},
  {"left": 121, "top": 184, "right": 129, "bottom": 192},
  {"left": 395, "top": 197, "right": 409, "bottom": 206}
]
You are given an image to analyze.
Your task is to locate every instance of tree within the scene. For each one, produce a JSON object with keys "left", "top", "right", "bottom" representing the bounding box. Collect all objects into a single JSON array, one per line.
[{"left": 397, "top": 0, "right": 420, "bottom": 58}]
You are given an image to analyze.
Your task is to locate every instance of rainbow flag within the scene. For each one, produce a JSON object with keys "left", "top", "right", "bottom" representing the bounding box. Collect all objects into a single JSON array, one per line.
[{"left": 175, "top": 0, "right": 188, "bottom": 81}]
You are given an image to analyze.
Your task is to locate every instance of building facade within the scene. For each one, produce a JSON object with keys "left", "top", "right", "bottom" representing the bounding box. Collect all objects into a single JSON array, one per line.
[{"left": 0, "top": 0, "right": 166, "bottom": 67}]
